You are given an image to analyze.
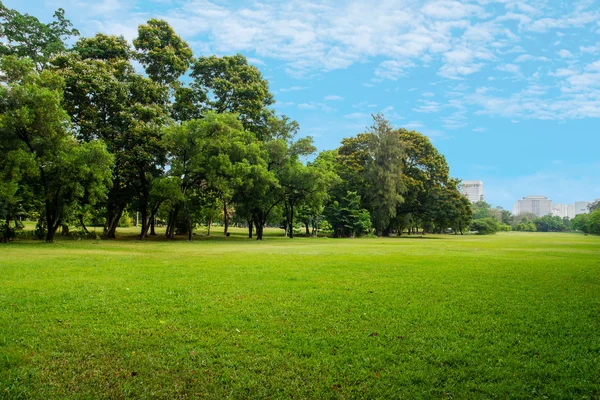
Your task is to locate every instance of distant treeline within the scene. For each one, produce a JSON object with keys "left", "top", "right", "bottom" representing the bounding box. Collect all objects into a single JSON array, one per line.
[{"left": 469, "top": 201, "right": 600, "bottom": 235}]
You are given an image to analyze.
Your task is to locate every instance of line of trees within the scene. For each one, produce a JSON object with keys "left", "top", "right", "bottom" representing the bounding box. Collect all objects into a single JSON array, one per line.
[{"left": 0, "top": 4, "right": 474, "bottom": 242}]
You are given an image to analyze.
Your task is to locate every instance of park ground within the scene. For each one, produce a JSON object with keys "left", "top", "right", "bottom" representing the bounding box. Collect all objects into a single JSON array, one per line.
[{"left": 1, "top": 230, "right": 599, "bottom": 398}]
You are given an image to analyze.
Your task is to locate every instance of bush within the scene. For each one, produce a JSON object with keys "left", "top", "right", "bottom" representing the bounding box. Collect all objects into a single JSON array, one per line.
[{"left": 470, "top": 218, "right": 500, "bottom": 235}]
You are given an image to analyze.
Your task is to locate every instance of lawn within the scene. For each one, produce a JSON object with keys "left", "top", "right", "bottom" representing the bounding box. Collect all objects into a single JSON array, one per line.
[{"left": 1, "top": 231, "right": 599, "bottom": 398}]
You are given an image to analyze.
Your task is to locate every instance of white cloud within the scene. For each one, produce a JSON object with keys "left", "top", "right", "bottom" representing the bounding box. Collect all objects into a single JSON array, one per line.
[
  {"left": 557, "top": 49, "right": 574, "bottom": 58},
  {"left": 324, "top": 95, "right": 344, "bottom": 101},
  {"left": 413, "top": 100, "right": 441, "bottom": 113},
  {"left": 279, "top": 86, "right": 309, "bottom": 92},
  {"left": 374, "top": 60, "right": 416, "bottom": 81},
  {"left": 344, "top": 112, "right": 369, "bottom": 119},
  {"left": 298, "top": 102, "right": 335, "bottom": 112},
  {"left": 514, "top": 54, "right": 550, "bottom": 62},
  {"left": 496, "top": 63, "right": 520, "bottom": 74},
  {"left": 473, "top": 127, "right": 486, "bottom": 132}
]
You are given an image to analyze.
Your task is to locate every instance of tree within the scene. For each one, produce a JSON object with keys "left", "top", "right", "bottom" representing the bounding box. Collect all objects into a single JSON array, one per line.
[
  {"left": 571, "top": 214, "right": 589, "bottom": 233},
  {"left": 587, "top": 210, "right": 600, "bottom": 234},
  {"left": 54, "top": 35, "right": 170, "bottom": 239},
  {"left": 394, "top": 128, "right": 451, "bottom": 233},
  {"left": 0, "top": 4, "right": 79, "bottom": 70},
  {"left": 0, "top": 56, "right": 113, "bottom": 242},
  {"left": 365, "top": 114, "right": 404, "bottom": 236},
  {"left": 190, "top": 54, "right": 274, "bottom": 137},
  {"left": 534, "top": 215, "right": 566, "bottom": 232},
  {"left": 323, "top": 191, "right": 371, "bottom": 238},
  {"left": 133, "top": 19, "right": 193, "bottom": 85}
]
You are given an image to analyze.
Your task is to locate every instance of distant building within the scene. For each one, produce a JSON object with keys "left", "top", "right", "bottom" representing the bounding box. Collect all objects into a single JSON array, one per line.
[
  {"left": 462, "top": 180, "right": 484, "bottom": 203},
  {"left": 513, "top": 196, "right": 553, "bottom": 217},
  {"left": 552, "top": 203, "right": 568, "bottom": 218},
  {"left": 574, "top": 201, "right": 591, "bottom": 216}
]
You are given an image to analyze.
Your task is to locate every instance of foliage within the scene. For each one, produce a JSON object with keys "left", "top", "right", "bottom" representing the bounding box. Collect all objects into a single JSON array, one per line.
[
  {"left": 365, "top": 114, "right": 404, "bottom": 236},
  {"left": 470, "top": 217, "right": 500, "bottom": 235},
  {"left": 0, "top": 56, "right": 113, "bottom": 242},
  {"left": 0, "top": 3, "right": 79, "bottom": 69},
  {"left": 534, "top": 215, "right": 567, "bottom": 232},
  {"left": 133, "top": 19, "right": 193, "bottom": 85},
  {"left": 323, "top": 191, "right": 371, "bottom": 237},
  {"left": 190, "top": 54, "right": 274, "bottom": 137}
]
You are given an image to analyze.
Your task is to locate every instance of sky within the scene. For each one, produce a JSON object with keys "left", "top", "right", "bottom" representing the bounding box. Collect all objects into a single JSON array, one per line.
[{"left": 8, "top": 0, "right": 600, "bottom": 209}]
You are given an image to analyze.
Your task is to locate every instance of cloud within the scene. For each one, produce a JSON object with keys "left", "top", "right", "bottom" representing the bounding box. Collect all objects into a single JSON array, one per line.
[
  {"left": 324, "top": 95, "right": 344, "bottom": 101},
  {"left": 473, "top": 127, "right": 486, "bottom": 132},
  {"left": 413, "top": 100, "right": 441, "bottom": 113},
  {"left": 344, "top": 112, "right": 369, "bottom": 120},
  {"left": 514, "top": 54, "right": 550, "bottom": 62},
  {"left": 557, "top": 49, "right": 574, "bottom": 58},
  {"left": 279, "top": 86, "right": 309, "bottom": 92},
  {"left": 298, "top": 102, "right": 335, "bottom": 113},
  {"left": 496, "top": 63, "right": 520, "bottom": 74}
]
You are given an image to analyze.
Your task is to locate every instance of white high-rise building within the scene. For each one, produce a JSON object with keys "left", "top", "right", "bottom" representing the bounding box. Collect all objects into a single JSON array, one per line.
[
  {"left": 462, "top": 180, "right": 484, "bottom": 203},
  {"left": 513, "top": 196, "right": 553, "bottom": 217},
  {"left": 552, "top": 203, "right": 568, "bottom": 218},
  {"left": 574, "top": 201, "right": 591, "bottom": 216}
]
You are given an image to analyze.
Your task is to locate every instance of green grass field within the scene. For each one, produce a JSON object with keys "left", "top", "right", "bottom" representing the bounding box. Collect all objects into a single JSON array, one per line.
[{"left": 1, "top": 231, "right": 599, "bottom": 398}]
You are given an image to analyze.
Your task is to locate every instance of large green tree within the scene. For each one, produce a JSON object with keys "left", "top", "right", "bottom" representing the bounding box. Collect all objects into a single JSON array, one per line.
[
  {"left": 365, "top": 114, "right": 404, "bottom": 236},
  {"left": 0, "top": 56, "right": 113, "bottom": 242}
]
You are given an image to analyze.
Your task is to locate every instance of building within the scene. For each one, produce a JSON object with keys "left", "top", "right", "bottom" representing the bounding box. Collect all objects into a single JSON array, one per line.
[
  {"left": 573, "top": 201, "right": 591, "bottom": 216},
  {"left": 552, "top": 203, "right": 568, "bottom": 218},
  {"left": 514, "top": 197, "right": 591, "bottom": 219},
  {"left": 462, "top": 180, "right": 484, "bottom": 203},
  {"left": 513, "top": 196, "right": 553, "bottom": 217}
]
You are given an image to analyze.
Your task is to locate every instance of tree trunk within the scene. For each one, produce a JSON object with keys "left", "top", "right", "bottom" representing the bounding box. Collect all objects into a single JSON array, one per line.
[
  {"left": 248, "top": 219, "right": 253, "bottom": 238},
  {"left": 304, "top": 221, "right": 310, "bottom": 235},
  {"left": 188, "top": 218, "right": 193, "bottom": 241},
  {"left": 61, "top": 224, "right": 70, "bottom": 236},
  {"left": 207, "top": 219, "right": 212, "bottom": 236},
  {"left": 223, "top": 200, "right": 229, "bottom": 236},
  {"left": 256, "top": 223, "right": 263, "bottom": 240},
  {"left": 102, "top": 205, "right": 122, "bottom": 239},
  {"left": 289, "top": 201, "right": 295, "bottom": 238},
  {"left": 166, "top": 205, "right": 180, "bottom": 239},
  {"left": 79, "top": 215, "right": 90, "bottom": 234},
  {"left": 150, "top": 216, "right": 156, "bottom": 236}
]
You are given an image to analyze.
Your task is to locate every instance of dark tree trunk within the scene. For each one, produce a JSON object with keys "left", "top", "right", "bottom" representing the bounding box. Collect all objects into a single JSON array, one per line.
[
  {"left": 305, "top": 221, "right": 310, "bottom": 236},
  {"left": 289, "top": 201, "right": 294, "bottom": 238},
  {"left": 207, "top": 219, "right": 212, "bottom": 236},
  {"left": 248, "top": 219, "right": 253, "bottom": 238},
  {"left": 103, "top": 205, "right": 122, "bottom": 239},
  {"left": 256, "top": 223, "right": 264, "bottom": 240},
  {"left": 79, "top": 215, "right": 90, "bottom": 234},
  {"left": 150, "top": 217, "right": 156, "bottom": 236},
  {"left": 188, "top": 218, "right": 193, "bottom": 241},
  {"left": 223, "top": 200, "right": 229, "bottom": 236},
  {"left": 383, "top": 226, "right": 391, "bottom": 237},
  {"left": 166, "top": 205, "right": 180, "bottom": 239},
  {"left": 61, "top": 224, "right": 70, "bottom": 236}
]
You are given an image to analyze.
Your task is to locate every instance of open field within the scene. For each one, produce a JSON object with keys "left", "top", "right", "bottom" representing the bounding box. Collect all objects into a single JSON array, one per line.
[{"left": 1, "top": 232, "right": 599, "bottom": 398}]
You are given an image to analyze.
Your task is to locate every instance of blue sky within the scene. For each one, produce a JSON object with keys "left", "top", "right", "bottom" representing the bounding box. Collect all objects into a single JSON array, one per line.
[{"left": 9, "top": 0, "right": 600, "bottom": 209}]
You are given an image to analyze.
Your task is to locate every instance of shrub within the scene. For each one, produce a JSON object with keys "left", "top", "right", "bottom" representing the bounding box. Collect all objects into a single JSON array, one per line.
[{"left": 470, "top": 218, "right": 500, "bottom": 235}]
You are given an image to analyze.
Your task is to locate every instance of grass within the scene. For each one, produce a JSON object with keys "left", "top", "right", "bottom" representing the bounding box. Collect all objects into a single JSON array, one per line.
[{"left": 1, "top": 230, "right": 599, "bottom": 398}]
